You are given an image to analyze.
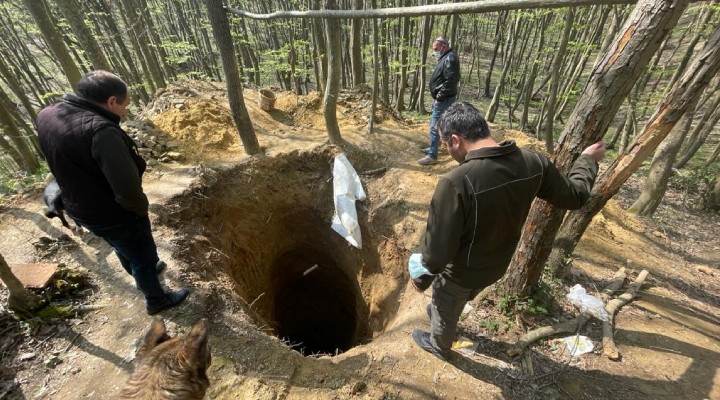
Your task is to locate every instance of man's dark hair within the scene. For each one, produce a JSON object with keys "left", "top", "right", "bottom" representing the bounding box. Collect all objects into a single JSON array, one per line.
[
  {"left": 76, "top": 70, "right": 128, "bottom": 104},
  {"left": 437, "top": 101, "right": 490, "bottom": 142}
]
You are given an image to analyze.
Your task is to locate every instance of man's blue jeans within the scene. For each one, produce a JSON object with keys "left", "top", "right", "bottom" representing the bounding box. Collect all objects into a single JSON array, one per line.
[
  {"left": 79, "top": 214, "right": 166, "bottom": 307},
  {"left": 428, "top": 96, "right": 456, "bottom": 159}
]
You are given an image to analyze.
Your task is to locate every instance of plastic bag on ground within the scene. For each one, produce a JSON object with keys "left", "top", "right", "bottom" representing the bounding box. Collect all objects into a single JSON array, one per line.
[
  {"left": 331, "top": 153, "right": 366, "bottom": 249},
  {"left": 559, "top": 335, "right": 594, "bottom": 356},
  {"left": 566, "top": 284, "right": 609, "bottom": 321}
]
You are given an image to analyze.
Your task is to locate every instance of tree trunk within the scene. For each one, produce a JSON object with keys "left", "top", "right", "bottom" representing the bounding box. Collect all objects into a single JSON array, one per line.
[
  {"left": 0, "top": 89, "right": 40, "bottom": 173},
  {"left": 368, "top": 0, "right": 380, "bottom": 134},
  {"left": 323, "top": 0, "right": 343, "bottom": 144},
  {"left": 55, "top": 0, "right": 111, "bottom": 71},
  {"left": 487, "top": 12, "right": 518, "bottom": 122},
  {"left": 484, "top": 12, "right": 506, "bottom": 98},
  {"left": 544, "top": 8, "right": 575, "bottom": 153},
  {"left": 120, "top": 0, "right": 166, "bottom": 91},
  {"left": 23, "top": 0, "right": 83, "bottom": 90},
  {"left": 547, "top": 20, "right": 720, "bottom": 280},
  {"left": 350, "top": 0, "right": 364, "bottom": 86},
  {"left": 203, "top": 0, "right": 261, "bottom": 155},
  {"left": 627, "top": 105, "right": 695, "bottom": 216},
  {"left": 395, "top": 1, "right": 411, "bottom": 113},
  {"left": 0, "top": 252, "right": 43, "bottom": 314},
  {"left": 501, "top": 0, "right": 690, "bottom": 296}
]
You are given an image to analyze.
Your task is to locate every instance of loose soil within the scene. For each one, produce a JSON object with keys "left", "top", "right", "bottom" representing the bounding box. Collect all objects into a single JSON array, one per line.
[{"left": 1, "top": 81, "right": 718, "bottom": 400}]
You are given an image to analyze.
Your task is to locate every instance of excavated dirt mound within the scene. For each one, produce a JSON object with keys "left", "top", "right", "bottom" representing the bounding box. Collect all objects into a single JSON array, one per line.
[{"left": 151, "top": 99, "right": 240, "bottom": 158}]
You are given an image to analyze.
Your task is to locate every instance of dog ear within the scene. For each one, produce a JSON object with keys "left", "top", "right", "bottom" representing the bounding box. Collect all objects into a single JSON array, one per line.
[
  {"left": 135, "top": 317, "right": 171, "bottom": 362},
  {"left": 181, "top": 319, "right": 211, "bottom": 370}
]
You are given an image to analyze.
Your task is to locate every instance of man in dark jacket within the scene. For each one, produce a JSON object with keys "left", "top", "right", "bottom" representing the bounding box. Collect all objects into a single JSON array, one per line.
[
  {"left": 36, "top": 71, "right": 189, "bottom": 315},
  {"left": 409, "top": 102, "right": 606, "bottom": 361},
  {"left": 418, "top": 36, "right": 460, "bottom": 166}
]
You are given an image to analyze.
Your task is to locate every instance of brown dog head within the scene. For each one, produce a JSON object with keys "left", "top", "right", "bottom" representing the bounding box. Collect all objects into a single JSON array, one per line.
[{"left": 120, "top": 318, "right": 211, "bottom": 400}]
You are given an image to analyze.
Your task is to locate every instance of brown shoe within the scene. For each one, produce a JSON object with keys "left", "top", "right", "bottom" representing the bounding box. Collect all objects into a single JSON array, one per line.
[{"left": 417, "top": 155, "right": 437, "bottom": 166}]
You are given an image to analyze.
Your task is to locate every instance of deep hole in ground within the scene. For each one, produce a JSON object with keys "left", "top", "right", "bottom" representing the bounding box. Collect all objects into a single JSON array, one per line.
[{"left": 166, "top": 148, "right": 408, "bottom": 356}]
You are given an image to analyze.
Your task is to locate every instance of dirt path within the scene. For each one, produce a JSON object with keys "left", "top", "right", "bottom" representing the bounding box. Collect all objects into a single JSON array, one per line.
[{"left": 1, "top": 85, "right": 718, "bottom": 400}]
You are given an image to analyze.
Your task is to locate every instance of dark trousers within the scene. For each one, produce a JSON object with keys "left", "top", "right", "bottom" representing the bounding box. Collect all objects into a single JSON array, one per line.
[
  {"left": 79, "top": 214, "right": 166, "bottom": 306},
  {"left": 427, "top": 96, "right": 456, "bottom": 159},
  {"left": 429, "top": 276, "right": 481, "bottom": 353}
]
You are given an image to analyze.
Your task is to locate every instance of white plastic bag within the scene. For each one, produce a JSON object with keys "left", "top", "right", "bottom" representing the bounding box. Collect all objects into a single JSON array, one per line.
[
  {"left": 559, "top": 335, "right": 594, "bottom": 356},
  {"left": 331, "top": 153, "right": 366, "bottom": 248},
  {"left": 566, "top": 284, "right": 609, "bottom": 321}
]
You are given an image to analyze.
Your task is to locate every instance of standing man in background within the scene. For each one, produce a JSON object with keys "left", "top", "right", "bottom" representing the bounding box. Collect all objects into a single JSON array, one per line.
[
  {"left": 409, "top": 102, "right": 606, "bottom": 361},
  {"left": 418, "top": 36, "right": 460, "bottom": 166},
  {"left": 36, "top": 70, "right": 189, "bottom": 315}
]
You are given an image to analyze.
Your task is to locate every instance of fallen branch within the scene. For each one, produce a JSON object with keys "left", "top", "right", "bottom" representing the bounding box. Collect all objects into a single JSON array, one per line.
[
  {"left": 508, "top": 315, "right": 590, "bottom": 357},
  {"left": 600, "top": 267, "right": 627, "bottom": 301},
  {"left": 602, "top": 269, "right": 649, "bottom": 360},
  {"left": 508, "top": 268, "right": 632, "bottom": 357}
]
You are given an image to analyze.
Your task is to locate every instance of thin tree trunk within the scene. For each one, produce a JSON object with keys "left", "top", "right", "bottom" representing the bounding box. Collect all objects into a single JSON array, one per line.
[
  {"left": 323, "top": 0, "right": 343, "bottom": 144},
  {"left": 501, "top": 0, "right": 691, "bottom": 296},
  {"left": 350, "top": 0, "right": 364, "bottom": 86},
  {"left": 544, "top": 8, "right": 575, "bottom": 154},
  {"left": 627, "top": 105, "right": 696, "bottom": 217},
  {"left": 55, "top": 0, "right": 111, "bottom": 71},
  {"left": 23, "top": 0, "right": 83, "bottom": 90},
  {"left": 203, "top": 0, "right": 261, "bottom": 155},
  {"left": 484, "top": 12, "right": 506, "bottom": 98}
]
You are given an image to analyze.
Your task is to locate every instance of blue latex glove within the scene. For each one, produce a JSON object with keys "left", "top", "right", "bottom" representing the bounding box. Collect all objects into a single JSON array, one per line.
[{"left": 408, "top": 253, "right": 432, "bottom": 279}]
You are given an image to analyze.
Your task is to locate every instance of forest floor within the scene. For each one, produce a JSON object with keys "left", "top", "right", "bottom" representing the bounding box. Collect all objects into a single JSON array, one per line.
[{"left": 0, "top": 81, "right": 719, "bottom": 400}]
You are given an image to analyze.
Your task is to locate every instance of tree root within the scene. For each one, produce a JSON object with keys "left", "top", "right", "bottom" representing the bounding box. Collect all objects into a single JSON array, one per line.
[
  {"left": 508, "top": 268, "right": 648, "bottom": 360},
  {"left": 603, "top": 269, "right": 649, "bottom": 360}
]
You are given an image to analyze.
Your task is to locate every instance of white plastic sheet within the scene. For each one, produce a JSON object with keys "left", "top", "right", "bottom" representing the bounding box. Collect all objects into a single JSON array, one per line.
[
  {"left": 331, "top": 153, "right": 366, "bottom": 248},
  {"left": 566, "top": 284, "right": 609, "bottom": 321}
]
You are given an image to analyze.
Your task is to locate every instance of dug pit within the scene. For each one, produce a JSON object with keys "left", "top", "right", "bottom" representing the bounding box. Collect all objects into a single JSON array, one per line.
[{"left": 166, "top": 148, "right": 406, "bottom": 356}]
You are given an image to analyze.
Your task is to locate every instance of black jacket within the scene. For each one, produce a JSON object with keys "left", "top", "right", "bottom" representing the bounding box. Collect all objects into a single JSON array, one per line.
[
  {"left": 36, "top": 95, "right": 148, "bottom": 225},
  {"left": 421, "top": 141, "right": 599, "bottom": 289},
  {"left": 429, "top": 49, "right": 460, "bottom": 101}
]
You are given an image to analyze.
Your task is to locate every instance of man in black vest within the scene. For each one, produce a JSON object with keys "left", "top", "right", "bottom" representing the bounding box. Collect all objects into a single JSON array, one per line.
[
  {"left": 418, "top": 36, "right": 460, "bottom": 166},
  {"left": 36, "top": 71, "right": 189, "bottom": 315}
]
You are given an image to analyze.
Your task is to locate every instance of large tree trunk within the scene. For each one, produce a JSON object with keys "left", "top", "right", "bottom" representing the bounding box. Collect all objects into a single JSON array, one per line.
[
  {"left": 323, "top": 0, "right": 343, "bottom": 144},
  {"left": 203, "top": 0, "right": 261, "bottom": 155},
  {"left": 547, "top": 21, "right": 720, "bottom": 279},
  {"left": 0, "top": 252, "right": 43, "bottom": 314},
  {"left": 501, "top": 0, "right": 690, "bottom": 296},
  {"left": 23, "top": 0, "right": 83, "bottom": 90}
]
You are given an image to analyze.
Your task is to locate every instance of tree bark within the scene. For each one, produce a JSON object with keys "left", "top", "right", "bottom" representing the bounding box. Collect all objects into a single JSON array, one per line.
[
  {"left": 544, "top": 8, "right": 575, "bottom": 153},
  {"left": 55, "top": 0, "right": 111, "bottom": 71},
  {"left": 203, "top": 0, "right": 261, "bottom": 155},
  {"left": 547, "top": 21, "right": 720, "bottom": 280},
  {"left": 23, "top": 0, "right": 83, "bottom": 90},
  {"left": 323, "top": 0, "right": 343, "bottom": 144},
  {"left": 501, "top": 0, "right": 690, "bottom": 296},
  {"left": 350, "top": 0, "right": 364, "bottom": 86}
]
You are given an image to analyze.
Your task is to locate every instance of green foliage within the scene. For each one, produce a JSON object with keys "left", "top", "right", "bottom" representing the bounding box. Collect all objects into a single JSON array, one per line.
[
  {"left": 0, "top": 163, "right": 48, "bottom": 195},
  {"left": 672, "top": 165, "right": 718, "bottom": 207}
]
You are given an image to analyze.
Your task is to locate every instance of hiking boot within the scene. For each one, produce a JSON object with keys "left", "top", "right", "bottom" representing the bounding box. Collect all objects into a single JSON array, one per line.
[
  {"left": 146, "top": 289, "right": 190, "bottom": 315},
  {"left": 417, "top": 155, "right": 438, "bottom": 166},
  {"left": 419, "top": 147, "right": 431, "bottom": 154},
  {"left": 412, "top": 329, "right": 450, "bottom": 361}
]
